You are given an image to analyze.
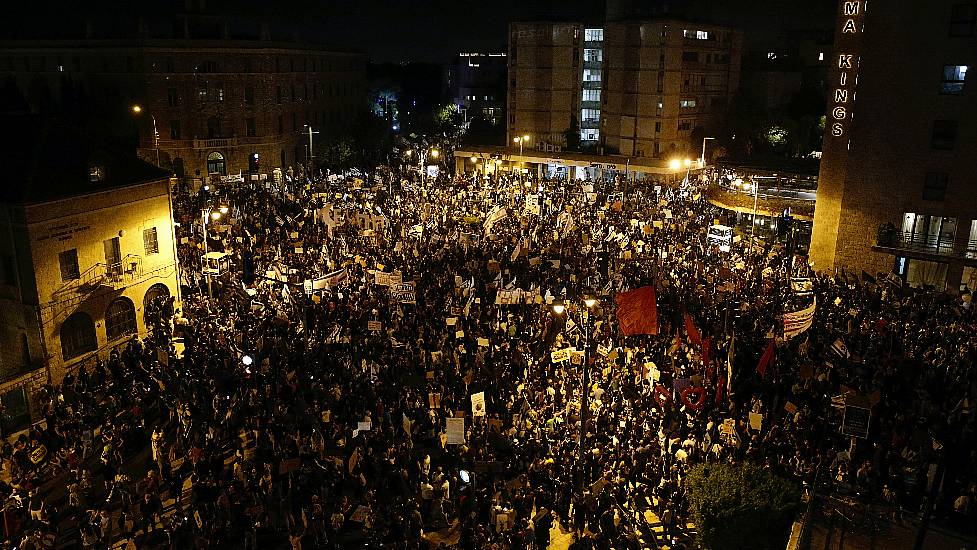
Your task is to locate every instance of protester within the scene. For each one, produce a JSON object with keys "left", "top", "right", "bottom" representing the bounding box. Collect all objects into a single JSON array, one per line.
[{"left": 1, "top": 162, "right": 974, "bottom": 550}]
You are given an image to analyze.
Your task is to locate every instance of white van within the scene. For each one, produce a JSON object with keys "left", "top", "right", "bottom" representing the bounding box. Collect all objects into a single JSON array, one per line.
[{"left": 707, "top": 224, "right": 733, "bottom": 252}]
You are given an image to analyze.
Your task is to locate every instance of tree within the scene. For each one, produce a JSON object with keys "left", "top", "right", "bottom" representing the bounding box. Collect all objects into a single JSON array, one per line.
[{"left": 686, "top": 462, "right": 801, "bottom": 550}]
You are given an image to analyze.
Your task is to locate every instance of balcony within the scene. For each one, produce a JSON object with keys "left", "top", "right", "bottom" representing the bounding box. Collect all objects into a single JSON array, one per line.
[
  {"left": 193, "top": 138, "right": 238, "bottom": 149},
  {"left": 874, "top": 228, "right": 977, "bottom": 263}
]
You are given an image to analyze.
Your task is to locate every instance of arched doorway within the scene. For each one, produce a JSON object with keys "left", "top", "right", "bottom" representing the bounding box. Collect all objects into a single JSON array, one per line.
[
  {"left": 61, "top": 311, "right": 97, "bottom": 360},
  {"left": 206, "top": 151, "right": 226, "bottom": 175},
  {"left": 105, "top": 297, "right": 137, "bottom": 341},
  {"left": 144, "top": 283, "right": 170, "bottom": 311}
]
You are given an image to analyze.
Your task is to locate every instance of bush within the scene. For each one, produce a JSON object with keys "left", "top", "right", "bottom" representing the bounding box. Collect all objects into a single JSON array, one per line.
[{"left": 686, "top": 462, "right": 801, "bottom": 550}]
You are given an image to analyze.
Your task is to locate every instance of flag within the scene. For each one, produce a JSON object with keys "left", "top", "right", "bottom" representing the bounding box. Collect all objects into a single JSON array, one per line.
[
  {"left": 756, "top": 338, "right": 775, "bottom": 379},
  {"left": 831, "top": 338, "right": 850, "bottom": 359},
  {"left": 726, "top": 334, "right": 735, "bottom": 389},
  {"left": 684, "top": 312, "right": 701, "bottom": 346},
  {"left": 715, "top": 374, "right": 726, "bottom": 407},
  {"left": 783, "top": 297, "right": 816, "bottom": 339},
  {"left": 701, "top": 337, "right": 713, "bottom": 368},
  {"left": 615, "top": 286, "right": 659, "bottom": 336}
]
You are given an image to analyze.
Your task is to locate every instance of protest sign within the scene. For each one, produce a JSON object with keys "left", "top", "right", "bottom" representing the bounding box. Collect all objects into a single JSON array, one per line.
[
  {"left": 446, "top": 418, "right": 465, "bottom": 444},
  {"left": 471, "top": 392, "right": 486, "bottom": 417}
]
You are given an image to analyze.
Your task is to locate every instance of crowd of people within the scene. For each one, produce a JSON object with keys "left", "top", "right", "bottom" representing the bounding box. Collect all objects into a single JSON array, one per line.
[{"left": 1, "top": 161, "right": 975, "bottom": 550}]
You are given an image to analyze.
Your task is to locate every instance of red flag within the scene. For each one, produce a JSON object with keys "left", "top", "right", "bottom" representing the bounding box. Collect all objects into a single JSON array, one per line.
[
  {"left": 715, "top": 374, "right": 726, "bottom": 407},
  {"left": 684, "top": 312, "right": 701, "bottom": 346},
  {"left": 615, "top": 286, "right": 659, "bottom": 336},
  {"left": 701, "top": 336, "right": 713, "bottom": 367},
  {"left": 756, "top": 338, "right": 776, "bottom": 379}
]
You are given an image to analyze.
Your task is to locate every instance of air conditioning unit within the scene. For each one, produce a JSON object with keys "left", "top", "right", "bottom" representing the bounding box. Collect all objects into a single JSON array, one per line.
[
  {"left": 553, "top": 145, "right": 562, "bottom": 153},
  {"left": 544, "top": 144, "right": 554, "bottom": 152}
]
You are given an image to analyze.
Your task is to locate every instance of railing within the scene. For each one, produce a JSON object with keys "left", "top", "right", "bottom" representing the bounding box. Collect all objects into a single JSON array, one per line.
[
  {"left": 876, "top": 228, "right": 977, "bottom": 258},
  {"left": 98, "top": 254, "right": 145, "bottom": 288},
  {"left": 193, "top": 138, "right": 238, "bottom": 149}
]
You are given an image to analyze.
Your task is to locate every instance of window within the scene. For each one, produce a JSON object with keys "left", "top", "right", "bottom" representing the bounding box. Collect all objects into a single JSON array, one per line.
[
  {"left": 767, "top": 52, "right": 778, "bottom": 60},
  {"left": 245, "top": 86, "right": 254, "bottom": 105},
  {"left": 818, "top": 52, "right": 825, "bottom": 61},
  {"left": 581, "top": 108, "right": 600, "bottom": 122},
  {"left": 198, "top": 83, "right": 208, "bottom": 102},
  {"left": 89, "top": 166, "right": 104, "bottom": 182},
  {"left": 583, "top": 69, "right": 602, "bottom": 82},
  {"left": 170, "top": 120, "right": 181, "bottom": 140},
  {"left": 278, "top": 114, "right": 284, "bottom": 134},
  {"left": 580, "top": 129, "right": 600, "bottom": 141},
  {"left": 678, "top": 120, "right": 693, "bottom": 131},
  {"left": 582, "top": 89, "right": 601, "bottom": 102},
  {"left": 246, "top": 117, "right": 257, "bottom": 137},
  {"left": 215, "top": 84, "right": 224, "bottom": 101},
  {"left": 949, "top": 3, "right": 976, "bottom": 36},
  {"left": 680, "top": 99, "right": 697, "bottom": 108},
  {"left": 143, "top": 227, "right": 159, "bottom": 255},
  {"left": 655, "top": 122, "right": 662, "bottom": 133},
  {"left": 61, "top": 312, "right": 96, "bottom": 360},
  {"left": 105, "top": 298, "right": 137, "bottom": 341},
  {"left": 167, "top": 87, "right": 179, "bottom": 107},
  {"left": 682, "top": 51, "right": 699, "bottom": 62},
  {"left": 931, "top": 120, "right": 958, "bottom": 150},
  {"left": 585, "top": 28, "right": 604, "bottom": 42},
  {"left": 683, "top": 29, "right": 710, "bottom": 40},
  {"left": 59, "top": 249, "right": 79, "bottom": 281},
  {"left": 941, "top": 64, "right": 969, "bottom": 93},
  {"left": 584, "top": 49, "right": 603, "bottom": 62},
  {"left": 923, "top": 172, "right": 949, "bottom": 201}
]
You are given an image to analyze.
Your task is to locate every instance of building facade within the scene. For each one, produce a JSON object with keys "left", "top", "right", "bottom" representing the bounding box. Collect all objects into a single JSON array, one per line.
[
  {"left": 810, "top": 0, "right": 977, "bottom": 292},
  {"left": 447, "top": 52, "right": 507, "bottom": 127},
  {"left": 508, "top": 19, "right": 741, "bottom": 159},
  {"left": 0, "top": 117, "right": 180, "bottom": 430},
  {"left": 0, "top": 39, "right": 367, "bottom": 179}
]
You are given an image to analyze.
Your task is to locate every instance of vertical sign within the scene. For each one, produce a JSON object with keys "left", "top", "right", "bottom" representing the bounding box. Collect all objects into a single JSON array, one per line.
[{"left": 829, "top": 1, "right": 865, "bottom": 138}]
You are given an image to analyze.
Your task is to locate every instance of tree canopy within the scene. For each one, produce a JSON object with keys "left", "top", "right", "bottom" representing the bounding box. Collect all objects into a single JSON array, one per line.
[{"left": 686, "top": 462, "right": 801, "bottom": 550}]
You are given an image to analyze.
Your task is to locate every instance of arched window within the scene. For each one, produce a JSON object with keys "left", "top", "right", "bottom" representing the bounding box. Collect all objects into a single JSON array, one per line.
[
  {"left": 105, "top": 297, "right": 137, "bottom": 341},
  {"left": 61, "top": 312, "right": 96, "bottom": 360}
]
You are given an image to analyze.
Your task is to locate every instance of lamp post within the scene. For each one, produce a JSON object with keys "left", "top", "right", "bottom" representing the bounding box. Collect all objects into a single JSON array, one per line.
[
  {"left": 553, "top": 294, "right": 598, "bottom": 522},
  {"left": 304, "top": 124, "right": 319, "bottom": 176},
  {"left": 700, "top": 136, "right": 715, "bottom": 169},
  {"left": 201, "top": 204, "right": 228, "bottom": 297},
  {"left": 131, "top": 105, "right": 159, "bottom": 166}
]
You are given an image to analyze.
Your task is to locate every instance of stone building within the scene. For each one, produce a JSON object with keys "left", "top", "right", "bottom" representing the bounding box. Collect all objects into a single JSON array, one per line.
[
  {"left": 0, "top": 28, "right": 366, "bottom": 179},
  {"left": 810, "top": 0, "right": 977, "bottom": 291},
  {"left": 507, "top": 18, "right": 741, "bottom": 160},
  {"left": 0, "top": 115, "right": 179, "bottom": 431}
]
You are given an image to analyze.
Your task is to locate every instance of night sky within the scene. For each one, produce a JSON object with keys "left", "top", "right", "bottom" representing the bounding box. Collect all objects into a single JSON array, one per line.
[{"left": 10, "top": 0, "right": 835, "bottom": 63}]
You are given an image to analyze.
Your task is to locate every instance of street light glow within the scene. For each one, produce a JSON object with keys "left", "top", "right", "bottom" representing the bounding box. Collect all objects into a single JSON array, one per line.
[
  {"left": 669, "top": 159, "right": 681, "bottom": 170},
  {"left": 131, "top": 105, "right": 142, "bottom": 113},
  {"left": 471, "top": 156, "right": 478, "bottom": 163},
  {"left": 219, "top": 206, "right": 229, "bottom": 214},
  {"left": 211, "top": 211, "right": 221, "bottom": 220},
  {"left": 430, "top": 149, "right": 439, "bottom": 158},
  {"left": 584, "top": 297, "right": 597, "bottom": 308},
  {"left": 523, "top": 135, "right": 530, "bottom": 141},
  {"left": 684, "top": 158, "right": 692, "bottom": 167},
  {"left": 514, "top": 137, "right": 520, "bottom": 144}
]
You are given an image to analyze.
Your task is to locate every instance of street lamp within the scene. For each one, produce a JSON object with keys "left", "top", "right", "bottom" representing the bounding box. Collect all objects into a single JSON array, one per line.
[
  {"left": 669, "top": 158, "right": 682, "bottom": 171},
  {"left": 552, "top": 293, "right": 599, "bottom": 522},
  {"left": 131, "top": 104, "right": 160, "bottom": 167},
  {"left": 201, "top": 204, "right": 226, "bottom": 297},
  {"left": 513, "top": 134, "right": 530, "bottom": 156}
]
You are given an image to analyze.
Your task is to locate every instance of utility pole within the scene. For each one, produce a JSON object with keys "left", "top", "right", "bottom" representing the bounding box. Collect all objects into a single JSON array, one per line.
[{"left": 304, "top": 125, "right": 319, "bottom": 175}]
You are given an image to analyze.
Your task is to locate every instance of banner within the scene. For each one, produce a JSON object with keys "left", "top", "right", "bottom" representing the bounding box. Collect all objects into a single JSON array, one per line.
[
  {"left": 783, "top": 297, "right": 816, "bottom": 339},
  {"left": 446, "top": 417, "right": 466, "bottom": 444},
  {"left": 316, "top": 268, "right": 348, "bottom": 289},
  {"left": 550, "top": 348, "right": 571, "bottom": 363},
  {"left": 615, "top": 286, "right": 659, "bottom": 336},
  {"left": 373, "top": 270, "right": 403, "bottom": 287},
  {"left": 367, "top": 320, "right": 381, "bottom": 332},
  {"left": 495, "top": 289, "right": 524, "bottom": 305},
  {"left": 524, "top": 194, "right": 541, "bottom": 216},
  {"left": 391, "top": 282, "right": 416, "bottom": 304},
  {"left": 471, "top": 392, "right": 486, "bottom": 417},
  {"left": 483, "top": 205, "right": 507, "bottom": 234}
]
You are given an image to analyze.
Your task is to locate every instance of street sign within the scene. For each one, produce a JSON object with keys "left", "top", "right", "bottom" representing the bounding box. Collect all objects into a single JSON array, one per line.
[{"left": 841, "top": 405, "right": 871, "bottom": 438}]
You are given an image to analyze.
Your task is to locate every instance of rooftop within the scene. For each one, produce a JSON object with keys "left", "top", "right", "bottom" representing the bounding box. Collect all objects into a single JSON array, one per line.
[{"left": 0, "top": 115, "right": 170, "bottom": 205}]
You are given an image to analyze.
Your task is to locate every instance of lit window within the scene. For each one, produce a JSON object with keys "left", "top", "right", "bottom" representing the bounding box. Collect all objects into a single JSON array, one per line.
[
  {"left": 580, "top": 129, "right": 600, "bottom": 141},
  {"left": 581, "top": 108, "right": 600, "bottom": 122},
  {"left": 818, "top": 52, "right": 825, "bottom": 61},
  {"left": 657, "top": 100, "right": 664, "bottom": 109},
  {"left": 584, "top": 48, "right": 603, "bottom": 62},
  {"left": 89, "top": 166, "right": 104, "bottom": 182},
  {"left": 949, "top": 4, "right": 976, "bottom": 36},
  {"left": 583, "top": 89, "right": 601, "bottom": 102},
  {"left": 941, "top": 64, "right": 969, "bottom": 93},
  {"left": 583, "top": 69, "right": 602, "bottom": 82},
  {"left": 767, "top": 52, "right": 777, "bottom": 60},
  {"left": 143, "top": 227, "right": 159, "bottom": 255},
  {"left": 680, "top": 99, "right": 697, "bottom": 108},
  {"left": 585, "top": 28, "right": 604, "bottom": 42}
]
